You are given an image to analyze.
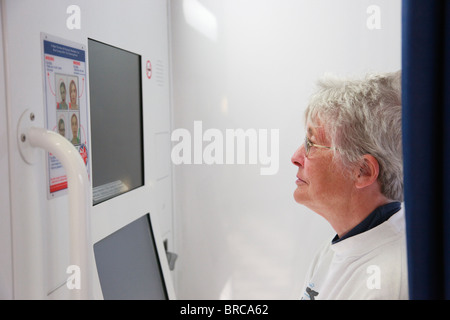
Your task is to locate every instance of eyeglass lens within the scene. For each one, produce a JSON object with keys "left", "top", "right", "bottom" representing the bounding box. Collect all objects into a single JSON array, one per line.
[{"left": 304, "top": 136, "right": 310, "bottom": 156}]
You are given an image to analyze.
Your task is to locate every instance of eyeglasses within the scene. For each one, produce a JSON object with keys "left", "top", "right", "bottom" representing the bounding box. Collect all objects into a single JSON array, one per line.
[{"left": 304, "top": 136, "right": 333, "bottom": 157}]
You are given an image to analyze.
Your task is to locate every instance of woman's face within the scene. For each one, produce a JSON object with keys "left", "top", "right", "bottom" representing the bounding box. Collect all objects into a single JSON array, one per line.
[
  {"left": 70, "top": 82, "right": 77, "bottom": 104},
  {"left": 71, "top": 115, "right": 78, "bottom": 137},
  {"left": 291, "top": 121, "right": 354, "bottom": 217}
]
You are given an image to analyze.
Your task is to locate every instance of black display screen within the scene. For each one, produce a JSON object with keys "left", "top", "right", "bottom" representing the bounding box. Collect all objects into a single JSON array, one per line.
[
  {"left": 93, "top": 214, "right": 168, "bottom": 300},
  {"left": 88, "top": 39, "right": 144, "bottom": 205}
]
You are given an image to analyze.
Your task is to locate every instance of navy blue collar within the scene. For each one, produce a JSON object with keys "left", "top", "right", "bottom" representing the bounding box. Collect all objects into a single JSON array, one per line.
[{"left": 332, "top": 202, "right": 401, "bottom": 244}]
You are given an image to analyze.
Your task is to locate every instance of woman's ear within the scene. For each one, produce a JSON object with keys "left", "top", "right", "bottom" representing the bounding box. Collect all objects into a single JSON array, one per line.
[{"left": 354, "top": 154, "right": 380, "bottom": 189}]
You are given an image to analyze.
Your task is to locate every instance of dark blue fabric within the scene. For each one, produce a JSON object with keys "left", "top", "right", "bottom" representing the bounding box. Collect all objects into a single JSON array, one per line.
[
  {"left": 331, "top": 202, "right": 401, "bottom": 244},
  {"left": 402, "top": 0, "right": 450, "bottom": 300}
]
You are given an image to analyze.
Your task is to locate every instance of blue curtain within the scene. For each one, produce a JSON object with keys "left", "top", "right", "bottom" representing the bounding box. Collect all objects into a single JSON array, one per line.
[{"left": 402, "top": 0, "right": 450, "bottom": 300}]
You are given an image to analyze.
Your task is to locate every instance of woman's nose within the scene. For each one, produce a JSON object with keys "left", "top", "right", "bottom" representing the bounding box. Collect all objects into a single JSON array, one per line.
[{"left": 291, "top": 145, "right": 306, "bottom": 167}]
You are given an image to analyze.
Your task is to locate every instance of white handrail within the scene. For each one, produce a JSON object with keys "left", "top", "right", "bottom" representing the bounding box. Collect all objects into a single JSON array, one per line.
[{"left": 27, "top": 127, "right": 92, "bottom": 300}]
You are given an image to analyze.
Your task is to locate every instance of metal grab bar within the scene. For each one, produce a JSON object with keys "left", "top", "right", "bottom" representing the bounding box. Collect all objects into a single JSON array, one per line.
[{"left": 26, "top": 127, "right": 92, "bottom": 300}]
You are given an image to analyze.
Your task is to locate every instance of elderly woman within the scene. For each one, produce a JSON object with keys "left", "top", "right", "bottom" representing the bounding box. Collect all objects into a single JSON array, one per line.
[{"left": 291, "top": 71, "right": 408, "bottom": 300}]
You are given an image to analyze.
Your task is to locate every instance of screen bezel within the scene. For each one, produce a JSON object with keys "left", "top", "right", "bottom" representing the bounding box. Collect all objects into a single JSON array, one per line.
[{"left": 86, "top": 38, "right": 176, "bottom": 300}]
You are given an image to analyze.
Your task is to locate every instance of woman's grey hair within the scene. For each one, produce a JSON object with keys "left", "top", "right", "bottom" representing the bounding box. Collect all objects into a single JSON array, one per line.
[{"left": 305, "top": 71, "right": 403, "bottom": 202}]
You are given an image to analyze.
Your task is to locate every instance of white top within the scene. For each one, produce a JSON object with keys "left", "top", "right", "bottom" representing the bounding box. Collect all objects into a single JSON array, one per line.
[{"left": 301, "top": 208, "right": 409, "bottom": 300}]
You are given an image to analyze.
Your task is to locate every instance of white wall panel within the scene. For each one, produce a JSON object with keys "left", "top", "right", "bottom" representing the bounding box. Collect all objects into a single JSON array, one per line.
[
  {"left": 0, "top": 1, "right": 14, "bottom": 299},
  {"left": 2, "top": 0, "right": 174, "bottom": 299}
]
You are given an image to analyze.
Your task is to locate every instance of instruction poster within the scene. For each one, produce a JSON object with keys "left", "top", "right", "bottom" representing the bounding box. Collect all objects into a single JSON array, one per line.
[{"left": 41, "top": 33, "right": 90, "bottom": 199}]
